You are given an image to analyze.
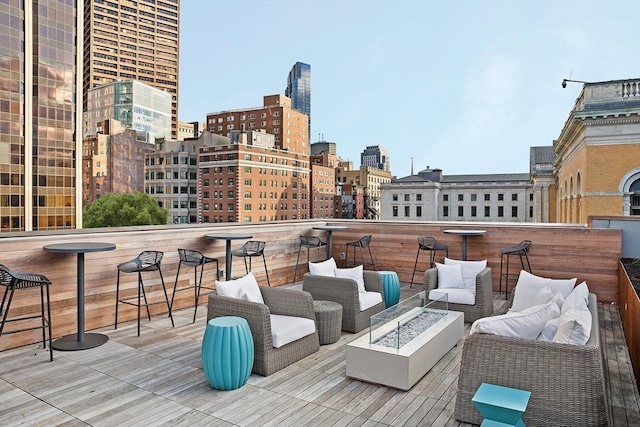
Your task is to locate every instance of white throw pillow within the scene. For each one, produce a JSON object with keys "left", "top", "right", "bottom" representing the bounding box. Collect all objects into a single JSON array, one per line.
[
  {"left": 444, "top": 258, "right": 487, "bottom": 289},
  {"left": 561, "top": 281, "right": 589, "bottom": 314},
  {"left": 215, "top": 272, "right": 264, "bottom": 304},
  {"left": 335, "top": 265, "right": 365, "bottom": 293},
  {"left": 553, "top": 306, "right": 592, "bottom": 346},
  {"left": 436, "top": 263, "right": 464, "bottom": 289},
  {"left": 470, "top": 301, "right": 553, "bottom": 340},
  {"left": 308, "top": 257, "right": 337, "bottom": 277},
  {"left": 510, "top": 270, "right": 577, "bottom": 312},
  {"left": 537, "top": 293, "right": 564, "bottom": 341}
]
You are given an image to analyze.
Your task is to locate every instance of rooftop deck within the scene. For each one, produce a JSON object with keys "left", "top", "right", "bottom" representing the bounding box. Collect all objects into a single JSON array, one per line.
[{"left": 1, "top": 285, "right": 638, "bottom": 426}]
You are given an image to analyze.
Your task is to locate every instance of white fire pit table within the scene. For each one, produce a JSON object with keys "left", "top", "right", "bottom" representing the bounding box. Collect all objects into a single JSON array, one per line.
[{"left": 346, "top": 292, "right": 463, "bottom": 390}]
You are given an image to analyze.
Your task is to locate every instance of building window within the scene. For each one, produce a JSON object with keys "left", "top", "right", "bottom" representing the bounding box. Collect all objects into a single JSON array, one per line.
[
  {"left": 458, "top": 194, "right": 464, "bottom": 201},
  {"left": 498, "top": 206, "right": 504, "bottom": 217},
  {"left": 484, "top": 194, "right": 490, "bottom": 201},
  {"left": 529, "top": 206, "right": 533, "bottom": 217},
  {"left": 498, "top": 193, "right": 504, "bottom": 201},
  {"left": 392, "top": 194, "right": 398, "bottom": 201},
  {"left": 471, "top": 206, "right": 477, "bottom": 217},
  {"left": 443, "top": 194, "right": 449, "bottom": 202},
  {"left": 404, "top": 206, "right": 410, "bottom": 217},
  {"left": 203, "top": 179, "right": 209, "bottom": 186},
  {"left": 392, "top": 206, "right": 398, "bottom": 217},
  {"left": 484, "top": 206, "right": 490, "bottom": 217},
  {"left": 443, "top": 206, "right": 449, "bottom": 217},
  {"left": 512, "top": 206, "right": 518, "bottom": 217},
  {"left": 512, "top": 193, "right": 518, "bottom": 201},
  {"left": 458, "top": 206, "right": 464, "bottom": 217},
  {"left": 471, "top": 194, "right": 477, "bottom": 202},
  {"left": 416, "top": 206, "right": 422, "bottom": 217},
  {"left": 404, "top": 194, "right": 410, "bottom": 202},
  {"left": 416, "top": 193, "right": 422, "bottom": 201},
  {"left": 529, "top": 193, "right": 534, "bottom": 201}
]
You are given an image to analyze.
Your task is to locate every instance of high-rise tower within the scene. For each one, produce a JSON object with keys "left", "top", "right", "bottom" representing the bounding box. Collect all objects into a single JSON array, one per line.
[
  {"left": 285, "top": 62, "right": 311, "bottom": 142},
  {"left": 83, "top": 0, "right": 180, "bottom": 139},
  {"left": 0, "top": 1, "right": 84, "bottom": 232}
]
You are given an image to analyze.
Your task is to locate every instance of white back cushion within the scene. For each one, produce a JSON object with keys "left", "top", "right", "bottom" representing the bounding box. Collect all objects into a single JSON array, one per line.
[
  {"left": 553, "top": 306, "right": 592, "bottom": 346},
  {"left": 436, "top": 263, "right": 464, "bottom": 289},
  {"left": 445, "top": 258, "right": 487, "bottom": 289},
  {"left": 270, "top": 314, "right": 316, "bottom": 348},
  {"left": 511, "top": 270, "right": 577, "bottom": 312},
  {"left": 470, "top": 301, "right": 553, "bottom": 340},
  {"left": 359, "top": 291, "right": 383, "bottom": 311},
  {"left": 335, "top": 265, "right": 365, "bottom": 293},
  {"left": 215, "top": 272, "right": 264, "bottom": 304},
  {"left": 308, "top": 257, "right": 337, "bottom": 277}
]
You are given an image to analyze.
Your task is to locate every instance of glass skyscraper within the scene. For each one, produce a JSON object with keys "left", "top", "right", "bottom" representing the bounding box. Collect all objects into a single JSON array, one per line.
[
  {"left": 0, "top": 0, "right": 83, "bottom": 232},
  {"left": 285, "top": 62, "right": 311, "bottom": 142}
]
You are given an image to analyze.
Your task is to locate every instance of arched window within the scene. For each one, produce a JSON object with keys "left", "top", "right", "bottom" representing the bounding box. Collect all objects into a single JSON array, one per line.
[{"left": 631, "top": 178, "right": 640, "bottom": 215}]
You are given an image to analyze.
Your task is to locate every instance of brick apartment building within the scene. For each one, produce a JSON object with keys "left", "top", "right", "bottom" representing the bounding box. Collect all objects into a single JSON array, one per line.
[
  {"left": 198, "top": 130, "right": 310, "bottom": 223},
  {"left": 310, "top": 151, "right": 338, "bottom": 219}
]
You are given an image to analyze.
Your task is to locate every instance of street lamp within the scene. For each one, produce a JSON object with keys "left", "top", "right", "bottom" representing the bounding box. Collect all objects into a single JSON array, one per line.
[{"left": 562, "top": 78, "right": 590, "bottom": 88}]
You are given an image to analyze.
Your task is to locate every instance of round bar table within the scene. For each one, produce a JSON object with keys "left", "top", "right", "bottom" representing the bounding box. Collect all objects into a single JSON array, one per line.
[
  {"left": 442, "top": 229, "right": 486, "bottom": 261},
  {"left": 205, "top": 233, "right": 253, "bottom": 280},
  {"left": 43, "top": 242, "right": 116, "bottom": 350},
  {"left": 312, "top": 225, "right": 347, "bottom": 260}
]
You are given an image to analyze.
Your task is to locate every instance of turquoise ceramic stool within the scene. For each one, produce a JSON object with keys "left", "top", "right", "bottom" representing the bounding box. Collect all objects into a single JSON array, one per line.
[
  {"left": 472, "top": 383, "right": 531, "bottom": 427},
  {"left": 379, "top": 271, "right": 401, "bottom": 308},
  {"left": 202, "top": 316, "right": 254, "bottom": 390}
]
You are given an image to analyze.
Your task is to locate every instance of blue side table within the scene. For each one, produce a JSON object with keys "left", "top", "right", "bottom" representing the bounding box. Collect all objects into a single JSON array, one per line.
[
  {"left": 379, "top": 271, "right": 401, "bottom": 308},
  {"left": 472, "top": 383, "right": 531, "bottom": 427},
  {"left": 202, "top": 316, "right": 254, "bottom": 390}
]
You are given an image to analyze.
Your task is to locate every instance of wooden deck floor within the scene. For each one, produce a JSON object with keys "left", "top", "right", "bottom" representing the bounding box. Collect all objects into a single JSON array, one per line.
[{"left": 1, "top": 285, "right": 639, "bottom": 426}]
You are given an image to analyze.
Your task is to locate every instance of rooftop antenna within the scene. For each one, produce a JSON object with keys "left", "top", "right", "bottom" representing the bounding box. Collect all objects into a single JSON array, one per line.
[{"left": 410, "top": 157, "right": 414, "bottom": 175}]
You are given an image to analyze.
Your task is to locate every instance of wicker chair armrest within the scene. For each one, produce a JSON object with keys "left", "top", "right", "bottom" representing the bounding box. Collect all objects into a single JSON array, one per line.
[
  {"left": 423, "top": 267, "right": 438, "bottom": 291},
  {"left": 260, "top": 287, "right": 315, "bottom": 320},
  {"left": 363, "top": 271, "right": 384, "bottom": 299},
  {"left": 207, "top": 294, "right": 273, "bottom": 350},
  {"left": 302, "top": 273, "right": 359, "bottom": 311},
  {"left": 475, "top": 267, "right": 493, "bottom": 311}
]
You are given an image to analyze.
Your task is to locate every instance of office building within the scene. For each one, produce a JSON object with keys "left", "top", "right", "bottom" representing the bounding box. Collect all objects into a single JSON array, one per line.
[
  {"left": 530, "top": 145, "right": 557, "bottom": 223},
  {"left": 0, "top": 1, "right": 83, "bottom": 232},
  {"left": 285, "top": 62, "right": 311, "bottom": 142},
  {"left": 83, "top": 0, "right": 180, "bottom": 138},
  {"left": 206, "top": 94, "right": 308, "bottom": 156},
  {"left": 83, "top": 119, "right": 153, "bottom": 207},
  {"left": 361, "top": 145, "right": 391, "bottom": 172},
  {"left": 310, "top": 150, "right": 338, "bottom": 219},
  {"left": 554, "top": 78, "right": 640, "bottom": 222},
  {"left": 380, "top": 167, "right": 533, "bottom": 222},
  {"left": 83, "top": 80, "right": 172, "bottom": 143}
]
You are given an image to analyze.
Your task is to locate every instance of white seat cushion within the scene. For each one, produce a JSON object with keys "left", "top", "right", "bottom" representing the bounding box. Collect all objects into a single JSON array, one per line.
[
  {"left": 435, "top": 263, "right": 464, "bottom": 289},
  {"left": 270, "top": 314, "right": 316, "bottom": 348},
  {"left": 511, "top": 270, "right": 577, "bottom": 312},
  {"left": 470, "top": 301, "right": 554, "bottom": 340},
  {"left": 335, "top": 265, "right": 365, "bottom": 293},
  {"left": 308, "top": 257, "right": 337, "bottom": 277},
  {"left": 445, "top": 258, "right": 487, "bottom": 290},
  {"left": 215, "top": 272, "right": 264, "bottom": 304},
  {"left": 358, "top": 291, "right": 383, "bottom": 311},
  {"left": 429, "top": 288, "right": 476, "bottom": 305}
]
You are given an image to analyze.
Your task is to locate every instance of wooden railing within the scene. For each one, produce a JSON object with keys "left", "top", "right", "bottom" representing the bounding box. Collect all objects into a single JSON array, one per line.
[{"left": 0, "top": 220, "right": 621, "bottom": 351}]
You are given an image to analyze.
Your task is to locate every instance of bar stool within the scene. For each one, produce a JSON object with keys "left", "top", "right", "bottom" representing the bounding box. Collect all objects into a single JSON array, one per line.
[
  {"left": 115, "top": 250, "right": 174, "bottom": 336},
  {"left": 292, "top": 236, "right": 327, "bottom": 284},
  {"left": 0, "top": 264, "right": 53, "bottom": 361},
  {"left": 345, "top": 235, "right": 375, "bottom": 270},
  {"left": 410, "top": 236, "right": 449, "bottom": 287},
  {"left": 171, "top": 249, "right": 220, "bottom": 323},
  {"left": 499, "top": 240, "right": 532, "bottom": 299},
  {"left": 231, "top": 241, "right": 270, "bottom": 286}
]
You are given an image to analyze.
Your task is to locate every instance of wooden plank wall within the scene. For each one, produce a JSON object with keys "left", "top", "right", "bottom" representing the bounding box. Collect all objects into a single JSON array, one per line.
[{"left": 0, "top": 220, "right": 621, "bottom": 351}]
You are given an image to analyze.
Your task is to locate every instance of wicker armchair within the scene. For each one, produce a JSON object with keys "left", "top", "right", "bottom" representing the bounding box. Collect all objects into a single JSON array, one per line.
[
  {"left": 302, "top": 271, "right": 385, "bottom": 333},
  {"left": 207, "top": 286, "right": 319, "bottom": 376},
  {"left": 423, "top": 266, "right": 493, "bottom": 323},
  {"left": 455, "top": 293, "right": 609, "bottom": 426}
]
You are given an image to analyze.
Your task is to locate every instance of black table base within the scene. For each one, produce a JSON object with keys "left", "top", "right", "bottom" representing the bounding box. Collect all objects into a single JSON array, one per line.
[{"left": 52, "top": 333, "right": 109, "bottom": 351}]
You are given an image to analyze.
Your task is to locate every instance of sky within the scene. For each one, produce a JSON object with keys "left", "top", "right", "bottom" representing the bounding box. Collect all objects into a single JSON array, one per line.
[{"left": 178, "top": 0, "right": 640, "bottom": 178}]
